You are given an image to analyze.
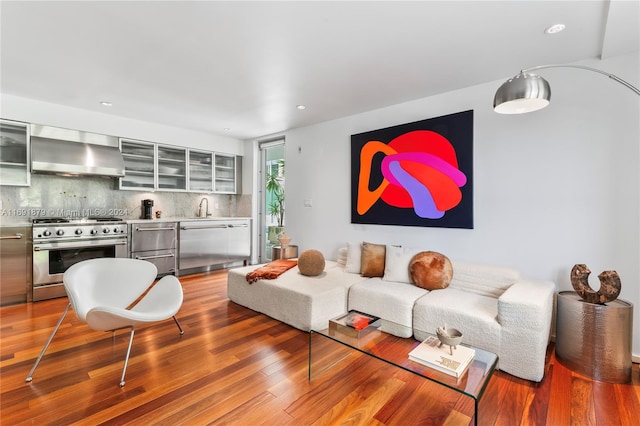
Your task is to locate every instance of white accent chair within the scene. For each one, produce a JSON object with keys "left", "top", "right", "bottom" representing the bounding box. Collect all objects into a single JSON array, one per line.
[{"left": 25, "top": 258, "right": 184, "bottom": 387}]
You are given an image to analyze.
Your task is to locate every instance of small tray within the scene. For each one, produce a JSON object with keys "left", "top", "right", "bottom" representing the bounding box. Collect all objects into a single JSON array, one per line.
[{"left": 329, "top": 310, "right": 381, "bottom": 339}]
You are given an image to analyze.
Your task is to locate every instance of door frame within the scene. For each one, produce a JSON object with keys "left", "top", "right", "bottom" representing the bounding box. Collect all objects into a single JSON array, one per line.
[{"left": 258, "top": 138, "right": 285, "bottom": 263}]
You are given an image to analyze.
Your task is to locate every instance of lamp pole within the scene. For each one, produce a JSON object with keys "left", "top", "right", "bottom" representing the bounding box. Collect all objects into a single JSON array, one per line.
[{"left": 521, "top": 64, "right": 640, "bottom": 95}]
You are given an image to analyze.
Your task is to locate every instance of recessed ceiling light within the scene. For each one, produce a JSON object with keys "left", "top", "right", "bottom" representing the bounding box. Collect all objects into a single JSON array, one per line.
[
  {"left": 224, "top": 127, "right": 231, "bottom": 131},
  {"left": 544, "top": 24, "right": 566, "bottom": 35},
  {"left": 100, "top": 101, "right": 113, "bottom": 107},
  {"left": 296, "top": 104, "right": 306, "bottom": 110}
]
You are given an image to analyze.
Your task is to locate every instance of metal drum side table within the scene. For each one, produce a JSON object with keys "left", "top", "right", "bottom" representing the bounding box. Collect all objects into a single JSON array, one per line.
[
  {"left": 555, "top": 291, "right": 633, "bottom": 383},
  {"left": 272, "top": 245, "right": 298, "bottom": 260}
]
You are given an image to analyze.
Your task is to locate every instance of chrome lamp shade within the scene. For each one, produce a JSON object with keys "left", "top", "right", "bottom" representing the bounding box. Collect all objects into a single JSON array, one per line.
[
  {"left": 494, "top": 64, "right": 639, "bottom": 114},
  {"left": 493, "top": 72, "right": 551, "bottom": 114}
]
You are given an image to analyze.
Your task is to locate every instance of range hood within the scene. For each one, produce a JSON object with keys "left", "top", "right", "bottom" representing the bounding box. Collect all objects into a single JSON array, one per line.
[{"left": 30, "top": 125, "right": 125, "bottom": 177}]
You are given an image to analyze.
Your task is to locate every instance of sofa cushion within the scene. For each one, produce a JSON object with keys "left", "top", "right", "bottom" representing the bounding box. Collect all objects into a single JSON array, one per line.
[
  {"left": 413, "top": 288, "right": 501, "bottom": 357},
  {"left": 449, "top": 261, "right": 520, "bottom": 298},
  {"left": 348, "top": 278, "right": 428, "bottom": 337},
  {"left": 383, "top": 245, "right": 422, "bottom": 284},
  {"left": 360, "top": 242, "right": 386, "bottom": 277},
  {"left": 409, "top": 251, "right": 453, "bottom": 290}
]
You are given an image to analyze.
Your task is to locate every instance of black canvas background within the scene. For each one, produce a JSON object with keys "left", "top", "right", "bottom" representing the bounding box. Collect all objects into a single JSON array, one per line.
[{"left": 350, "top": 110, "right": 473, "bottom": 229}]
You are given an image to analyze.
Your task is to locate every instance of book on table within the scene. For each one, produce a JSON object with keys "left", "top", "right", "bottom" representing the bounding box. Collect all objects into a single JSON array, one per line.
[
  {"left": 329, "top": 311, "right": 380, "bottom": 339},
  {"left": 408, "top": 335, "right": 475, "bottom": 378}
]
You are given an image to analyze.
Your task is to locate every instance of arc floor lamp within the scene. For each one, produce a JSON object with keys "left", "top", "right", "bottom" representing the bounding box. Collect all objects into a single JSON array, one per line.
[{"left": 493, "top": 64, "right": 640, "bottom": 114}]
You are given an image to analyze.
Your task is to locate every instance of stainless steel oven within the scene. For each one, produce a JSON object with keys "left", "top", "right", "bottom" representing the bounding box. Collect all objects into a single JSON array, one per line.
[{"left": 32, "top": 217, "right": 128, "bottom": 301}]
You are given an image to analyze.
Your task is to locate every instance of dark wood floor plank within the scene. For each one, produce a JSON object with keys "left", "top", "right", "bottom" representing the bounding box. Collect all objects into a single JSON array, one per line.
[
  {"left": 571, "top": 375, "right": 596, "bottom": 426},
  {"left": 1, "top": 269, "right": 639, "bottom": 426},
  {"left": 545, "top": 357, "right": 573, "bottom": 425},
  {"left": 613, "top": 375, "right": 640, "bottom": 426}
]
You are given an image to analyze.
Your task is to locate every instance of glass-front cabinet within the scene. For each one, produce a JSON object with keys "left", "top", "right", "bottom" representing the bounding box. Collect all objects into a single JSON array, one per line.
[
  {"left": 0, "top": 119, "right": 30, "bottom": 186},
  {"left": 120, "top": 139, "right": 156, "bottom": 190},
  {"left": 120, "top": 140, "right": 187, "bottom": 192},
  {"left": 214, "top": 153, "right": 238, "bottom": 193},
  {"left": 157, "top": 144, "right": 187, "bottom": 191},
  {"left": 120, "top": 138, "right": 239, "bottom": 194},
  {"left": 188, "top": 149, "right": 213, "bottom": 193}
]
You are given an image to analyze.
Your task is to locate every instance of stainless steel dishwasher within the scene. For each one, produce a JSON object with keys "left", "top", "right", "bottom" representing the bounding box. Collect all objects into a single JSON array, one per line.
[
  {"left": 178, "top": 221, "right": 228, "bottom": 275},
  {"left": 129, "top": 222, "right": 177, "bottom": 276}
]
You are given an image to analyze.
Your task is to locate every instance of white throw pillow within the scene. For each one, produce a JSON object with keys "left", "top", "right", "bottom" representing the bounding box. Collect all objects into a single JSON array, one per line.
[
  {"left": 345, "top": 242, "right": 362, "bottom": 274},
  {"left": 383, "top": 245, "right": 422, "bottom": 284}
]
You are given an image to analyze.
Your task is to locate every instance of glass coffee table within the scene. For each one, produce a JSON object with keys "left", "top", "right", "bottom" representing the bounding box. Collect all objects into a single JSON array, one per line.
[{"left": 308, "top": 318, "right": 498, "bottom": 425}]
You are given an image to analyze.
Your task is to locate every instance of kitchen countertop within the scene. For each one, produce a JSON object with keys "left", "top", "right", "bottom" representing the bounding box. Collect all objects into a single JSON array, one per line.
[
  {"left": 127, "top": 217, "right": 251, "bottom": 224},
  {"left": 0, "top": 217, "right": 251, "bottom": 227}
]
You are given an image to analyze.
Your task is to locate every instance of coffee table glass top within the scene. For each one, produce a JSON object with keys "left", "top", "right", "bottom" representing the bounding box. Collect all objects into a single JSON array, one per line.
[{"left": 309, "top": 318, "right": 498, "bottom": 401}]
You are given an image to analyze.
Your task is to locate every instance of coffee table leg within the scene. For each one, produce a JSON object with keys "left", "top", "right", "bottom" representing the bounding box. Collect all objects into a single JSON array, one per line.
[
  {"left": 475, "top": 398, "right": 478, "bottom": 426},
  {"left": 308, "top": 332, "right": 313, "bottom": 381}
]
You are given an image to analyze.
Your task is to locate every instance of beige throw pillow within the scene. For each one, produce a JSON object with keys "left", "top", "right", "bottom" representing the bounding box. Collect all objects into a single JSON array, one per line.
[{"left": 360, "top": 242, "right": 386, "bottom": 277}]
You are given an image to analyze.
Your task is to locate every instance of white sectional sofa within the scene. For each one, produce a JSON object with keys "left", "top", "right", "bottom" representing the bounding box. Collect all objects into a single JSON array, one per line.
[
  {"left": 348, "top": 279, "right": 428, "bottom": 338},
  {"left": 411, "top": 261, "right": 556, "bottom": 382},
  {"left": 226, "top": 247, "right": 555, "bottom": 382}
]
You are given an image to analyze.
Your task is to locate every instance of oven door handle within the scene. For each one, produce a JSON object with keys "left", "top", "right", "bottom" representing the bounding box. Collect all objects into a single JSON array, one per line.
[
  {"left": 135, "top": 227, "right": 176, "bottom": 232},
  {"left": 135, "top": 253, "right": 175, "bottom": 260},
  {"left": 33, "top": 240, "right": 128, "bottom": 251}
]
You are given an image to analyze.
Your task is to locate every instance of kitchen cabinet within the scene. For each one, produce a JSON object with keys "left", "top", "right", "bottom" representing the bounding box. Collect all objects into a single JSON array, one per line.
[
  {"left": 0, "top": 119, "right": 30, "bottom": 186},
  {"left": 120, "top": 139, "right": 156, "bottom": 190},
  {"left": 121, "top": 137, "right": 240, "bottom": 194},
  {"left": 120, "top": 139, "right": 187, "bottom": 191},
  {"left": 157, "top": 145, "right": 187, "bottom": 191},
  {"left": 0, "top": 226, "right": 31, "bottom": 305},
  {"left": 214, "top": 153, "right": 241, "bottom": 194},
  {"left": 178, "top": 219, "right": 250, "bottom": 276},
  {"left": 227, "top": 219, "right": 251, "bottom": 260},
  {"left": 188, "top": 149, "right": 213, "bottom": 193}
]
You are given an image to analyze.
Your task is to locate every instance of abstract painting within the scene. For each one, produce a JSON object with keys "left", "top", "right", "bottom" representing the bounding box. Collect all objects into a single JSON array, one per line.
[{"left": 351, "top": 110, "right": 473, "bottom": 229}]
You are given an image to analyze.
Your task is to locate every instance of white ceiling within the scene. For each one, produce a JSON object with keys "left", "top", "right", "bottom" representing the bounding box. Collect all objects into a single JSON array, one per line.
[{"left": 1, "top": 1, "right": 638, "bottom": 140}]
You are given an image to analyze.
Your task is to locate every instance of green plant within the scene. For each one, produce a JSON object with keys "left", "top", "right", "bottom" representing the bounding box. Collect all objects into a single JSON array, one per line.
[{"left": 266, "top": 160, "right": 285, "bottom": 227}]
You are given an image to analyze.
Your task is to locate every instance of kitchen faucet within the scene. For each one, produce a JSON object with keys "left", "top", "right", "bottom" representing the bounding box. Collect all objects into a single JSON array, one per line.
[{"left": 198, "top": 197, "right": 211, "bottom": 218}]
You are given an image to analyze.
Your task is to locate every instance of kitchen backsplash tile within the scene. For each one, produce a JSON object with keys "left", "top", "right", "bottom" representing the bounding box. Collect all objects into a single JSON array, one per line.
[{"left": 0, "top": 175, "right": 249, "bottom": 222}]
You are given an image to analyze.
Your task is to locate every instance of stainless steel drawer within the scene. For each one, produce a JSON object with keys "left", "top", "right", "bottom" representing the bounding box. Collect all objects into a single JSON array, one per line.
[
  {"left": 132, "top": 249, "right": 176, "bottom": 276},
  {"left": 130, "top": 222, "right": 177, "bottom": 252}
]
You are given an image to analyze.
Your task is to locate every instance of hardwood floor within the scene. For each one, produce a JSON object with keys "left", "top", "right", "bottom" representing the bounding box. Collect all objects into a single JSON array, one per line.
[{"left": 1, "top": 270, "right": 638, "bottom": 425}]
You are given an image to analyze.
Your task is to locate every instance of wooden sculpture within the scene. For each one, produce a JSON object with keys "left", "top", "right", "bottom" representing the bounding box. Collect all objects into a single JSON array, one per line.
[{"left": 570, "top": 264, "right": 621, "bottom": 304}]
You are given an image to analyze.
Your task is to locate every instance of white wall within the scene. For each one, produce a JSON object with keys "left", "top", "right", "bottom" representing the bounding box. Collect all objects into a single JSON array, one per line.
[
  {"left": 1, "top": 94, "right": 244, "bottom": 155},
  {"left": 275, "top": 53, "right": 640, "bottom": 358}
]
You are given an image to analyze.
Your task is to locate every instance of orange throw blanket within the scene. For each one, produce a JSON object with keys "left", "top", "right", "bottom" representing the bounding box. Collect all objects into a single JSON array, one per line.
[{"left": 246, "top": 259, "right": 298, "bottom": 284}]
